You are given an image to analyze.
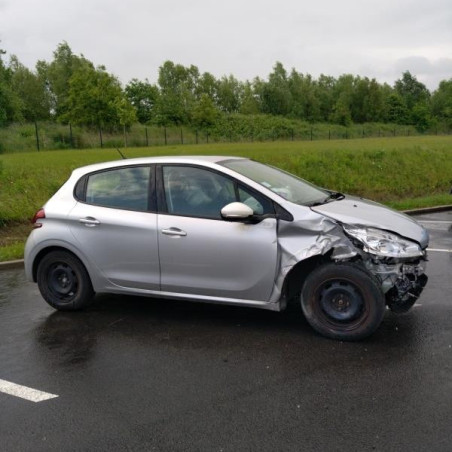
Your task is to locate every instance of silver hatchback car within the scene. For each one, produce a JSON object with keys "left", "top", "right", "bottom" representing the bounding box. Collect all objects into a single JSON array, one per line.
[{"left": 24, "top": 156, "right": 429, "bottom": 340}]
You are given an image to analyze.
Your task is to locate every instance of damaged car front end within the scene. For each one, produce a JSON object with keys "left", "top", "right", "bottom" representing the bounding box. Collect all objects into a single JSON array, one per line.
[
  {"left": 274, "top": 195, "right": 429, "bottom": 340},
  {"left": 271, "top": 203, "right": 428, "bottom": 340},
  {"left": 342, "top": 224, "right": 428, "bottom": 313},
  {"left": 223, "top": 159, "right": 429, "bottom": 340},
  {"left": 309, "top": 196, "right": 429, "bottom": 309}
]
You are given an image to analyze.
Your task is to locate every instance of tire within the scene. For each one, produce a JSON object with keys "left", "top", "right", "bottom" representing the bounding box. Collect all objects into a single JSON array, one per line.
[
  {"left": 300, "top": 263, "right": 385, "bottom": 341},
  {"left": 37, "top": 250, "right": 94, "bottom": 311}
]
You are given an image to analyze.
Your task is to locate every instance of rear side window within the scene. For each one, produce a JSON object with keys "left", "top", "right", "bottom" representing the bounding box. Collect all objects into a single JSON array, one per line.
[{"left": 82, "top": 166, "right": 151, "bottom": 211}]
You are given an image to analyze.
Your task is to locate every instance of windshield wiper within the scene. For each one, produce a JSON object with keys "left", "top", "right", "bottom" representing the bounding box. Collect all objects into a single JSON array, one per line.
[
  {"left": 307, "top": 192, "right": 345, "bottom": 207},
  {"left": 325, "top": 191, "right": 345, "bottom": 201}
]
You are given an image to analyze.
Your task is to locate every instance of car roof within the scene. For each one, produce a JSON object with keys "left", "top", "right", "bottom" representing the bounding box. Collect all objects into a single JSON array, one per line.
[{"left": 71, "top": 155, "right": 247, "bottom": 177}]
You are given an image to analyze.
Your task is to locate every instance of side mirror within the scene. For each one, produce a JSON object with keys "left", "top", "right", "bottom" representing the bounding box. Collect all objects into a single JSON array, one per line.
[{"left": 221, "top": 202, "right": 254, "bottom": 221}]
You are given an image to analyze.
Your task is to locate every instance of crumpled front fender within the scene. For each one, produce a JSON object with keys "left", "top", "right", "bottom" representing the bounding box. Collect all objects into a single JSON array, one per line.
[{"left": 269, "top": 208, "right": 358, "bottom": 303}]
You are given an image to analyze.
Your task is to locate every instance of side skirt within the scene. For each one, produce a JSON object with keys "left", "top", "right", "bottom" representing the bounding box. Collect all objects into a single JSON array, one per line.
[{"left": 99, "top": 285, "right": 282, "bottom": 311}]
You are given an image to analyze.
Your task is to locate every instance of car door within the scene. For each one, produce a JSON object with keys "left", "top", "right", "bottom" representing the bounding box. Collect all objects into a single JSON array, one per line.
[
  {"left": 68, "top": 165, "right": 160, "bottom": 290},
  {"left": 157, "top": 164, "right": 278, "bottom": 302}
]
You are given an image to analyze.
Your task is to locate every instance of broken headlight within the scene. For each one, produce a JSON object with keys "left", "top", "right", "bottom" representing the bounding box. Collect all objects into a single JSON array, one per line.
[{"left": 343, "top": 225, "right": 423, "bottom": 258}]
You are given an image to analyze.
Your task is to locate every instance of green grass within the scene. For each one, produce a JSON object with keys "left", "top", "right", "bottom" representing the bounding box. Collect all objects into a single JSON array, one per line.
[
  {"left": 1, "top": 135, "right": 451, "bottom": 261},
  {"left": 0, "top": 242, "right": 25, "bottom": 261}
]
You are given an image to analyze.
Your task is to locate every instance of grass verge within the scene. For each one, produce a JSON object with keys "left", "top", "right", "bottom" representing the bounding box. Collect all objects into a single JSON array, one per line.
[{"left": 0, "top": 242, "right": 25, "bottom": 262}]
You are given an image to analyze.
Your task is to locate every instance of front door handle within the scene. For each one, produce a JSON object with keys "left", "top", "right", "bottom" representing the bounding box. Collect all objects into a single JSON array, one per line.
[
  {"left": 79, "top": 217, "right": 101, "bottom": 227},
  {"left": 161, "top": 227, "right": 187, "bottom": 237}
]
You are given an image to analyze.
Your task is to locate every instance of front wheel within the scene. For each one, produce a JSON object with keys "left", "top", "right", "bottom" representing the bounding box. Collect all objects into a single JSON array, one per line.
[
  {"left": 37, "top": 250, "right": 94, "bottom": 311},
  {"left": 301, "top": 263, "right": 385, "bottom": 341}
]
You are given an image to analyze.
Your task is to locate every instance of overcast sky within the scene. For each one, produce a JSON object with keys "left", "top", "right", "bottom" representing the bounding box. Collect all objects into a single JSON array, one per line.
[{"left": 1, "top": 0, "right": 451, "bottom": 90}]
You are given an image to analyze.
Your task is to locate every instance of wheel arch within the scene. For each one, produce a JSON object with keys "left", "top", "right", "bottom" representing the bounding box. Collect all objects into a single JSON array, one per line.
[
  {"left": 281, "top": 252, "right": 334, "bottom": 304},
  {"left": 280, "top": 249, "right": 370, "bottom": 304},
  {"left": 32, "top": 246, "right": 91, "bottom": 284}
]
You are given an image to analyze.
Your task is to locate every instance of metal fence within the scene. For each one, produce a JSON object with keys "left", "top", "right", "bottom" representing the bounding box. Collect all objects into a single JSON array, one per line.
[{"left": 0, "top": 121, "right": 450, "bottom": 153}]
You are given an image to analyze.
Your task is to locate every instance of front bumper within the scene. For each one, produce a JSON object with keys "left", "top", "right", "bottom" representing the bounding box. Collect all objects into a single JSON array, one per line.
[
  {"left": 386, "top": 271, "right": 428, "bottom": 313},
  {"left": 364, "top": 258, "right": 428, "bottom": 313}
]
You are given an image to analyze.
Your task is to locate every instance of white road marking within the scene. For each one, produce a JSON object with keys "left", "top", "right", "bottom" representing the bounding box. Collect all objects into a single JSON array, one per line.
[
  {"left": 0, "top": 378, "right": 59, "bottom": 403},
  {"left": 427, "top": 248, "right": 452, "bottom": 253}
]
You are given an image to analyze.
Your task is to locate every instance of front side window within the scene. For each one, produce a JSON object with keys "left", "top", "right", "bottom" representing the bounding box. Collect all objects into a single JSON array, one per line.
[
  {"left": 162, "top": 166, "right": 275, "bottom": 219},
  {"left": 84, "top": 166, "right": 151, "bottom": 211},
  {"left": 163, "top": 166, "right": 236, "bottom": 219},
  {"left": 238, "top": 185, "right": 273, "bottom": 215}
]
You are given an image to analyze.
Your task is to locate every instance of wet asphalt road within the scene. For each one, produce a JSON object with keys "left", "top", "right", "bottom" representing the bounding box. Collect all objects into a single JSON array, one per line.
[{"left": 0, "top": 212, "right": 451, "bottom": 451}]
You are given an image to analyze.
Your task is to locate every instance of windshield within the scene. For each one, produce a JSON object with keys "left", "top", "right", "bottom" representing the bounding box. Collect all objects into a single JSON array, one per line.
[{"left": 221, "top": 159, "right": 329, "bottom": 206}]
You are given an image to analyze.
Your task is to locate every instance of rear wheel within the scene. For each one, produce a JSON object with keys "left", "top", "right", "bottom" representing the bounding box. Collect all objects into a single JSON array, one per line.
[
  {"left": 301, "top": 263, "right": 385, "bottom": 341},
  {"left": 37, "top": 251, "right": 94, "bottom": 311}
]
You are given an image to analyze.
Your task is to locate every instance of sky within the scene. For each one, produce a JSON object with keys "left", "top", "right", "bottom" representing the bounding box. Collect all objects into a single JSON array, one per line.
[{"left": 0, "top": 0, "right": 451, "bottom": 91}]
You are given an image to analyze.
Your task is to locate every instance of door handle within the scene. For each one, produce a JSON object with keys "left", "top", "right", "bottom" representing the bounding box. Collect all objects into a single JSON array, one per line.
[
  {"left": 161, "top": 227, "right": 187, "bottom": 237},
  {"left": 79, "top": 217, "right": 101, "bottom": 227}
]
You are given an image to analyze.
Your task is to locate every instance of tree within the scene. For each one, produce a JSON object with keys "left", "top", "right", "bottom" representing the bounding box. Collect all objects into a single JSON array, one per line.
[
  {"left": 240, "top": 81, "right": 260, "bottom": 115},
  {"left": 394, "top": 72, "right": 432, "bottom": 128},
  {"left": 63, "top": 63, "right": 133, "bottom": 128},
  {"left": 9, "top": 56, "right": 51, "bottom": 121},
  {"left": 411, "top": 101, "right": 433, "bottom": 132},
  {"left": 331, "top": 75, "right": 354, "bottom": 125},
  {"left": 114, "top": 96, "right": 137, "bottom": 146},
  {"left": 288, "top": 70, "right": 320, "bottom": 121},
  {"left": 261, "top": 62, "right": 292, "bottom": 116},
  {"left": 191, "top": 93, "right": 219, "bottom": 128},
  {"left": 431, "top": 79, "right": 452, "bottom": 127},
  {"left": 316, "top": 75, "right": 336, "bottom": 122},
  {"left": 0, "top": 46, "right": 22, "bottom": 124},
  {"left": 395, "top": 71, "right": 430, "bottom": 110},
  {"left": 350, "top": 76, "right": 369, "bottom": 123},
  {"left": 363, "top": 79, "right": 386, "bottom": 122},
  {"left": 196, "top": 72, "right": 217, "bottom": 100},
  {"left": 42, "top": 42, "right": 91, "bottom": 119},
  {"left": 216, "top": 75, "right": 242, "bottom": 113},
  {"left": 332, "top": 94, "right": 352, "bottom": 126},
  {"left": 155, "top": 61, "right": 199, "bottom": 125},
  {"left": 385, "top": 93, "right": 409, "bottom": 124},
  {"left": 125, "top": 79, "right": 159, "bottom": 124},
  {"left": 395, "top": 71, "right": 432, "bottom": 128},
  {"left": 115, "top": 97, "right": 137, "bottom": 127}
]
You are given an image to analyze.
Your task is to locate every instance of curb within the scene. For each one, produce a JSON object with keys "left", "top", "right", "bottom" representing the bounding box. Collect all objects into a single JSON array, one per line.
[
  {"left": 0, "top": 205, "right": 451, "bottom": 270},
  {"left": 0, "top": 259, "right": 24, "bottom": 270},
  {"left": 403, "top": 205, "right": 452, "bottom": 216}
]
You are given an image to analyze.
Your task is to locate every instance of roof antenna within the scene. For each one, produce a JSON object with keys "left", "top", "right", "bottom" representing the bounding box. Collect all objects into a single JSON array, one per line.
[{"left": 116, "top": 148, "right": 127, "bottom": 159}]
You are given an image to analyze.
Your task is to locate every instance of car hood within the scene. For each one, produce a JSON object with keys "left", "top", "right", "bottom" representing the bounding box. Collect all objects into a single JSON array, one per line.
[{"left": 310, "top": 196, "right": 429, "bottom": 248}]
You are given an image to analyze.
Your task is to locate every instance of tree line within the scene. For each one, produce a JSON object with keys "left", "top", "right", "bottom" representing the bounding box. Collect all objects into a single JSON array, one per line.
[{"left": 1, "top": 42, "right": 451, "bottom": 132}]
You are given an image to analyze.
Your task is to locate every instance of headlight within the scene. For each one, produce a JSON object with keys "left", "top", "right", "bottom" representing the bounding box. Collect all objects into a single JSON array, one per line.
[{"left": 343, "top": 225, "right": 423, "bottom": 258}]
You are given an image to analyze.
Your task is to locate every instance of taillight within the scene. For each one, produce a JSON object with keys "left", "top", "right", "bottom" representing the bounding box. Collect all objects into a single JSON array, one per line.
[{"left": 32, "top": 208, "right": 46, "bottom": 228}]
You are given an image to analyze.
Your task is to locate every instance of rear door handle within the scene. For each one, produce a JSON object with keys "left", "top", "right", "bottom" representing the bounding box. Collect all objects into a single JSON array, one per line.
[
  {"left": 161, "top": 227, "right": 187, "bottom": 237},
  {"left": 79, "top": 217, "right": 101, "bottom": 227}
]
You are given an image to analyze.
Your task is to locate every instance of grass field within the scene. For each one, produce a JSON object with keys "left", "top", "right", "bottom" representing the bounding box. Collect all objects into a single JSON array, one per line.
[{"left": 1, "top": 135, "right": 451, "bottom": 261}]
